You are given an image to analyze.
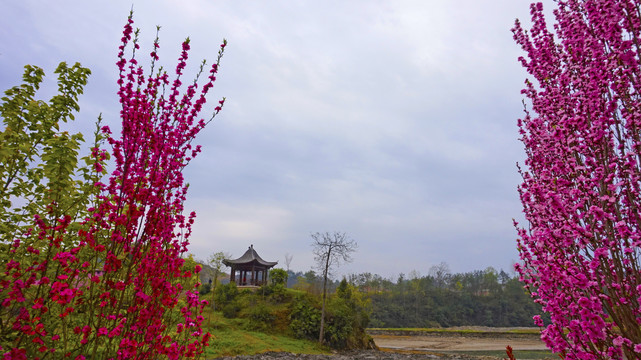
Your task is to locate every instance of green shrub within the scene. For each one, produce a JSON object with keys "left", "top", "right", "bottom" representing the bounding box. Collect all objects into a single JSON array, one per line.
[
  {"left": 247, "top": 303, "right": 276, "bottom": 332},
  {"left": 289, "top": 294, "right": 320, "bottom": 340},
  {"left": 324, "top": 302, "right": 353, "bottom": 348},
  {"left": 214, "top": 282, "right": 239, "bottom": 307},
  {"left": 266, "top": 283, "right": 288, "bottom": 303},
  {"left": 199, "top": 283, "right": 212, "bottom": 295},
  {"left": 222, "top": 302, "right": 242, "bottom": 318},
  {"left": 323, "top": 280, "right": 371, "bottom": 349}
]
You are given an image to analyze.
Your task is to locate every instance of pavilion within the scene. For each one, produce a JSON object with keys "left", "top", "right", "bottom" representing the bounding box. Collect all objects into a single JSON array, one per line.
[{"left": 223, "top": 245, "right": 278, "bottom": 287}]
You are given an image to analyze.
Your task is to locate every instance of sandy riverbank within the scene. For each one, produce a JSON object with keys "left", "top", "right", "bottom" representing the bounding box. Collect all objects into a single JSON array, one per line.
[{"left": 371, "top": 334, "right": 547, "bottom": 352}]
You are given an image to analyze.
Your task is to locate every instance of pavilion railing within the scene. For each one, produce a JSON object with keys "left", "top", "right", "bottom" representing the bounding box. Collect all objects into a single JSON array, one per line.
[{"left": 232, "top": 279, "right": 267, "bottom": 287}]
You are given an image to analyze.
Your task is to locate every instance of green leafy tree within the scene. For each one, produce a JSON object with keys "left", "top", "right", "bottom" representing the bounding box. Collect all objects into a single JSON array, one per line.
[
  {"left": 269, "top": 268, "right": 288, "bottom": 286},
  {"left": 207, "top": 251, "right": 230, "bottom": 309},
  {"left": 0, "top": 63, "right": 97, "bottom": 245}
]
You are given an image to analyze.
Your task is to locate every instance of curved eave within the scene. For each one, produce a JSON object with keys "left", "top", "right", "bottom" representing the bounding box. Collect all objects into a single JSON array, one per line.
[
  {"left": 223, "top": 246, "right": 278, "bottom": 268},
  {"left": 224, "top": 259, "right": 278, "bottom": 267}
]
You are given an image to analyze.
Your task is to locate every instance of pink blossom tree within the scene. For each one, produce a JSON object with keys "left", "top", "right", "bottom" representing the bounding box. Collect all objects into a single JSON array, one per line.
[
  {"left": 0, "top": 12, "right": 225, "bottom": 359},
  {"left": 514, "top": 1, "right": 641, "bottom": 359}
]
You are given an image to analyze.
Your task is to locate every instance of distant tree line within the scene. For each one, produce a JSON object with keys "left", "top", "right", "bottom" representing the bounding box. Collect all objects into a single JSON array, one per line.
[
  {"left": 285, "top": 264, "right": 544, "bottom": 328},
  {"left": 198, "top": 254, "right": 544, "bottom": 329}
]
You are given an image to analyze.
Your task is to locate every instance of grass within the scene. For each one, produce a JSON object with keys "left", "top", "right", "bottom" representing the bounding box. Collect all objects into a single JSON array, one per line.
[{"left": 202, "top": 309, "right": 328, "bottom": 359}]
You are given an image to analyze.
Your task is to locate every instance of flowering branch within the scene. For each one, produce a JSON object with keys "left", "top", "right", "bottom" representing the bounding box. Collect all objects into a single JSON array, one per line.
[
  {"left": 514, "top": 1, "right": 641, "bottom": 359},
  {"left": 1, "top": 11, "right": 226, "bottom": 359}
]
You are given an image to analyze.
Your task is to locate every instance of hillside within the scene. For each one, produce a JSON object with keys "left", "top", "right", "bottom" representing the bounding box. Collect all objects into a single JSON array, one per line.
[
  {"left": 199, "top": 280, "right": 373, "bottom": 355},
  {"left": 201, "top": 310, "right": 327, "bottom": 358}
]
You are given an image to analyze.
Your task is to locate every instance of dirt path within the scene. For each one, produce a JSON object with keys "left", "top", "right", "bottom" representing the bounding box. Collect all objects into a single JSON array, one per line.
[{"left": 371, "top": 334, "right": 548, "bottom": 352}]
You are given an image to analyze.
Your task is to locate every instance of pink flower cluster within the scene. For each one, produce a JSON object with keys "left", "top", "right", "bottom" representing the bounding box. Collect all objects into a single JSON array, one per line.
[
  {"left": 514, "top": 1, "right": 641, "bottom": 359},
  {"left": 1, "top": 12, "right": 225, "bottom": 359}
]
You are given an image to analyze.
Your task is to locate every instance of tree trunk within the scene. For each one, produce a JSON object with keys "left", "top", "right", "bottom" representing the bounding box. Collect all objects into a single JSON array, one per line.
[
  {"left": 319, "top": 246, "right": 331, "bottom": 344},
  {"left": 211, "top": 269, "right": 219, "bottom": 310}
]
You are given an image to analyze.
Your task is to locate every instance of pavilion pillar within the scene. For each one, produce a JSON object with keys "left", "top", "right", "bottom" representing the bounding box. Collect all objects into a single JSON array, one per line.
[{"left": 230, "top": 266, "right": 236, "bottom": 283}]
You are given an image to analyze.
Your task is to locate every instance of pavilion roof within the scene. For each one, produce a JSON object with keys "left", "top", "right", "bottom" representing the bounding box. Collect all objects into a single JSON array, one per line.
[{"left": 223, "top": 245, "right": 278, "bottom": 267}]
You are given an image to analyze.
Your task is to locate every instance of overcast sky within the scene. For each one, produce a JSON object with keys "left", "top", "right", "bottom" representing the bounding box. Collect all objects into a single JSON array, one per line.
[{"left": 1, "top": 1, "right": 554, "bottom": 279}]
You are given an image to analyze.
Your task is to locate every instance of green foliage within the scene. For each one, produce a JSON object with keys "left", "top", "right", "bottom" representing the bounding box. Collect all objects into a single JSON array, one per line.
[
  {"left": 285, "top": 268, "right": 542, "bottom": 329},
  {"left": 222, "top": 302, "right": 242, "bottom": 319},
  {"left": 214, "top": 282, "right": 239, "bottom": 306},
  {"left": 324, "top": 280, "right": 371, "bottom": 349},
  {"left": 260, "top": 282, "right": 288, "bottom": 303},
  {"left": 247, "top": 303, "right": 276, "bottom": 332},
  {"left": 0, "top": 63, "right": 110, "bottom": 355},
  {"left": 214, "top": 282, "right": 241, "bottom": 318},
  {"left": 270, "top": 268, "right": 288, "bottom": 286},
  {"left": 289, "top": 293, "right": 321, "bottom": 340},
  {"left": 199, "top": 283, "right": 211, "bottom": 295},
  {"left": 207, "top": 281, "right": 371, "bottom": 350},
  {"left": 286, "top": 283, "right": 372, "bottom": 349},
  {"left": 1, "top": 12, "right": 227, "bottom": 355},
  {"left": 292, "top": 270, "right": 321, "bottom": 294},
  {"left": 336, "top": 278, "right": 352, "bottom": 299},
  {"left": 206, "top": 251, "right": 229, "bottom": 293},
  {"left": 202, "top": 310, "right": 327, "bottom": 358},
  {"left": 324, "top": 300, "right": 355, "bottom": 348},
  {"left": 0, "top": 63, "right": 99, "bottom": 240},
  {"left": 358, "top": 270, "right": 544, "bottom": 328}
]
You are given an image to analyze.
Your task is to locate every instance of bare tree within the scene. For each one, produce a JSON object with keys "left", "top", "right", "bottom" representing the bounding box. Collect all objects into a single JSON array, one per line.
[
  {"left": 311, "top": 231, "right": 357, "bottom": 344},
  {"left": 428, "top": 261, "right": 451, "bottom": 289},
  {"left": 284, "top": 252, "right": 293, "bottom": 272}
]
